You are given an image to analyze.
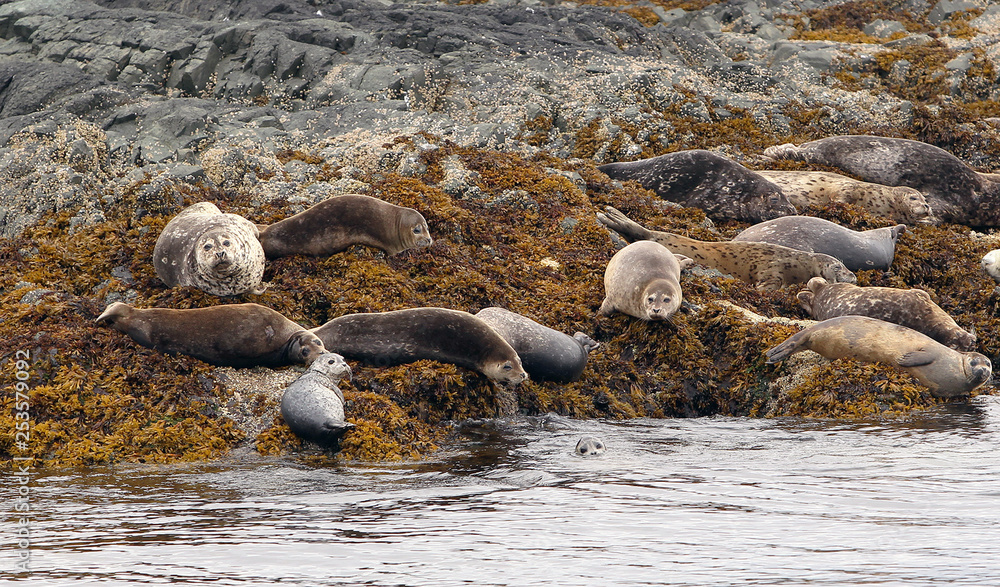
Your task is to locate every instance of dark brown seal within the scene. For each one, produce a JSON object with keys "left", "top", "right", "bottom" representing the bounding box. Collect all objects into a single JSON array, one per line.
[
  {"left": 796, "top": 277, "right": 976, "bottom": 352},
  {"left": 476, "top": 307, "right": 600, "bottom": 383},
  {"left": 597, "top": 150, "right": 797, "bottom": 223},
  {"left": 596, "top": 206, "right": 856, "bottom": 290},
  {"left": 310, "top": 308, "right": 528, "bottom": 385},
  {"left": 598, "top": 240, "right": 691, "bottom": 321},
  {"left": 765, "top": 315, "right": 991, "bottom": 398},
  {"left": 96, "top": 302, "right": 326, "bottom": 367},
  {"left": 732, "top": 216, "right": 905, "bottom": 271},
  {"left": 764, "top": 135, "right": 1000, "bottom": 226},
  {"left": 258, "top": 194, "right": 432, "bottom": 258}
]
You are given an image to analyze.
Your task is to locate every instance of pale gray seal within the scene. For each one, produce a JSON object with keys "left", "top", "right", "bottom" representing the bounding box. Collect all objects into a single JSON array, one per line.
[
  {"left": 598, "top": 240, "right": 691, "bottom": 321},
  {"left": 575, "top": 437, "right": 606, "bottom": 457},
  {"left": 280, "top": 352, "right": 355, "bottom": 447},
  {"left": 981, "top": 249, "right": 1000, "bottom": 284}
]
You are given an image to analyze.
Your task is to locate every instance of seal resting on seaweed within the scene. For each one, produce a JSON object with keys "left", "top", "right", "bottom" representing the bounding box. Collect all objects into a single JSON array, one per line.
[
  {"left": 153, "top": 202, "right": 266, "bottom": 296},
  {"left": 310, "top": 308, "right": 528, "bottom": 385},
  {"left": 597, "top": 240, "right": 691, "bottom": 321},
  {"left": 765, "top": 315, "right": 991, "bottom": 398},
  {"left": 797, "top": 277, "right": 976, "bottom": 351},
  {"left": 280, "top": 352, "right": 355, "bottom": 447},
  {"left": 596, "top": 206, "right": 855, "bottom": 290},
  {"left": 258, "top": 194, "right": 432, "bottom": 258},
  {"left": 96, "top": 302, "right": 325, "bottom": 368},
  {"left": 597, "top": 150, "right": 797, "bottom": 223},
  {"left": 475, "top": 307, "right": 600, "bottom": 383}
]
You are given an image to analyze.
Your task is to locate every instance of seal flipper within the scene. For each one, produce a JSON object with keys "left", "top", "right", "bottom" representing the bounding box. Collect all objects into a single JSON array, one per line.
[
  {"left": 897, "top": 350, "right": 936, "bottom": 367},
  {"left": 596, "top": 206, "right": 654, "bottom": 242},
  {"left": 573, "top": 332, "right": 600, "bottom": 353},
  {"left": 796, "top": 290, "right": 815, "bottom": 313},
  {"left": 323, "top": 420, "right": 355, "bottom": 435},
  {"left": 597, "top": 298, "right": 616, "bottom": 316},
  {"left": 674, "top": 254, "right": 693, "bottom": 270}
]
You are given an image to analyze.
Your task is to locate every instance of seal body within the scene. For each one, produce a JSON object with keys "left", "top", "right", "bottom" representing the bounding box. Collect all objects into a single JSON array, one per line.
[
  {"left": 280, "top": 353, "right": 354, "bottom": 447},
  {"left": 757, "top": 170, "right": 934, "bottom": 225},
  {"left": 96, "top": 302, "right": 325, "bottom": 367},
  {"left": 597, "top": 150, "right": 797, "bottom": 223},
  {"left": 981, "top": 249, "right": 1000, "bottom": 283},
  {"left": 597, "top": 206, "right": 856, "bottom": 290},
  {"left": 765, "top": 315, "right": 991, "bottom": 398},
  {"left": 575, "top": 437, "right": 606, "bottom": 457},
  {"left": 732, "top": 216, "right": 905, "bottom": 271},
  {"left": 797, "top": 277, "right": 976, "bottom": 351},
  {"left": 764, "top": 135, "right": 1000, "bottom": 225},
  {"left": 311, "top": 308, "right": 528, "bottom": 385},
  {"left": 475, "top": 307, "right": 600, "bottom": 383},
  {"left": 598, "top": 240, "right": 690, "bottom": 321},
  {"left": 258, "top": 194, "right": 432, "bottom": 258},
  {"left": 153, "top": 202, "right": 266, "bottom": 296}
]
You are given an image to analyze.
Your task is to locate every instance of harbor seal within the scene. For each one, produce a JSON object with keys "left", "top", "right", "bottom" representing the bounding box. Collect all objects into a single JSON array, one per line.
[
  {"left": 797, "top": 277, "right": 976, "bottom": 351},
  {"left": 280, "top": 352, "right": 355, "bottom": 447},
  {"left": 598, "top": 240, "right": 691, "bottom": 321},
  {"left": 311, "top": 308, "right": 529, "bottom": 385},
  {"left": 475, "top": 307, "right": 600, "bottom": 383},
  {"left": 756, "top": 170, "right": 934, "bottom": 225},
  {"left": 575, "top": 437, "right": 606, "bottom": 457},
  {"left": 96, "top": 302, "right": 325, "bottom": 367},
  {"left": 153, "top": 202, "right": 266, "bottom": 296},
  {"left": 981, "top": 249, "right": 1000, "bottom": 284},
  {"left": 597, "top": 150, "right": 798, "bottom": 223},
  {"left": 764, "top": 135, "right": 1000, "bottom": 226},
  {"left": 765, "top": 315, "right": 991, "bottom": 398},
  {"left": 596, "top": 206, "right": 856, "bottom": 290},
  {"left": 731, "top": 216, "right": 905, "bottom": 271},
  {"left": 258, "top": 194, "right": 432, "bottom": 258}
]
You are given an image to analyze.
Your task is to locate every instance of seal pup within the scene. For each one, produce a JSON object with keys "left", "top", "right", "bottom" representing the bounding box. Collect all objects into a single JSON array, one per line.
[
  {"left": 732, "top": 216, "right": 905, "bottom": 271},
  {"left": 280, "top": 353, "right": 355, "bottom": 447},
  {"left": 797, "top": 277, "right": 976, "bottom": 351},
  {"left": 596, "top": 206, "right": 856, "bottom": 290},
  {"left": 756, "top": 170, "right": 934, "bottom": 225},
  {"left": 96, "top": 302, "right": 325, "bottom": 367},
  {"left": 597, "top": 150, "right": 797, "bottom": 223},
  {"left": 764, "top": 135, "right": 1000, "bottom": 226},
  {"left": 153, "top": 202, "right": 266, "bottom": 296},
  {"left": 765, "top": 316, "right": 992, "bottom": 398},
  {"left": 575, "top": 437, "right": 606, "bottom": 457},
  {"left": 475, "top": 307, "right": 600, "bottom": 383},
  {"left": 258, "top": 194, "right": 432, "bottom": 258},
  {"left": 981, "top": 249, "right": 1000, "bottom": 284},
  {"left": 598, "top": 240, "right": 691, "bottom": 321},
  {"left": 311, "top": 308, "right": 528, "bottom": 385}
]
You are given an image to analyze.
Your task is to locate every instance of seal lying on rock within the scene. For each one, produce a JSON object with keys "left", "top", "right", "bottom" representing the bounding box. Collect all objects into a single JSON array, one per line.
[
  {"left": 258, "top": 194, "right": 432, "bottom": 258},
  {"left": 96, "top": 302, "right": 326, "bottom": 367},
  {"left": 981, "top": 249, "right": 1000, "bottom": 284},
  {"left": 475, "top": 307, "right": 600, "bottom": 383},
  {"left": 598, "top": 240, "right": 691, "bottom": 322},
  {"left": 764, "top": 135, "right": 1000, "bottom": 226},
  {"left": 756, "top": 170, "right": 934, "bottom": 225},
  {"left": 311, "top": 308, "right": 529, "bottom": 385},
  {"left": 280, "top": 352, "right": 354, "bottom": 447},
  {"left": 153, "top": 202, "right": 266, "bottom": 296},
  {"left": 765, "top": 315, "right": 992, "bottom": 399},
  {"left": 731, "top": 215, "right": 905, "bottom": 271},
  {"left": 597, "top": 150, "right": 797, "bottom": 223},
  {"left": 797, "top": 277, "right": 976, "bottom": 351},
  {"left": 597, "top": 206, "right": 855, "bottom": 290}
]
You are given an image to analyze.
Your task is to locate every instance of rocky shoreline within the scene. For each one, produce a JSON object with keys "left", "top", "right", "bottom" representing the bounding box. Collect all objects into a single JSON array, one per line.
[{"left": 1, "top": 0, "right": 1000, "bottom": 466}]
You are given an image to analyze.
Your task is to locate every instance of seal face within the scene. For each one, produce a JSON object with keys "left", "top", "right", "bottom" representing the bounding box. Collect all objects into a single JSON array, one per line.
[
  {"left": 280, "top": 352, "right": 355, "bottom": 447},
  {"left": 575, "top": 436, "right": 606, "bottom": 457},
  {"left": 258, "top": 194, "right": 432, "bottom": 258},
  {"left": 764, "top": 135, "right": 1000, "bottom": 226},
  {"left": 153, "top": 202, "right": 266, "bottom": 296},
  {"left": 598, "top": 240, "right": 689, "bottom": 321},
  {"left": 765, "top": 315, "right": 991, "bottom": 398},
  {"left": 596, "top": 206, "right": 855, "bottom": 290},
  {"left": 475, "top": 307, "right": 600, "bottom": 383},
  {"left": 96, "top": 302, "right": 325, "bottom": 367},
  {"left": 597, "top": 150, "right": 797, "bottom": 223},
  {"left": 797, "top": 277, "right": 976, "bottom": 351},
  {"left": 757, "top": 170, "right": 934, "bottom": 225},
  {"left": 310, "top": 308, "right": 528, "bottom": 385},
  {"left": 732, "top": 215, "right": 905, "bottom": 271},
  {"left": 982, "top": 249, "right": 1000, "bottom": 284}
]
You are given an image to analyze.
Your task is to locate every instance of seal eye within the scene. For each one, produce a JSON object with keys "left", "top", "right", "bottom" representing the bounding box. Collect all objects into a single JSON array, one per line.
[
  {"left": 502, "top": 363, "right": 512, "bottom": 371},
  {"left": 327, "top": 358, "right": 336, "bottom": 365},
  {"left": 203, "top": 243, "right": 213, "bottom": 251},
  {"left": 579, "top": 447, "right": 587, "bottom": 454},
  {"left": 413, "top": 226, "right": 422, "bottom": 234},
  {"left": 222, "top": 240, "right": 231, "bottom": 247}
]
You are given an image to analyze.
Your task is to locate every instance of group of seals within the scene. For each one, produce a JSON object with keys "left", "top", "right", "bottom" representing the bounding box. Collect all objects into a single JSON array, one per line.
[
  {"left": 280, "top": 353, "right": 354, "bottom": 447},
  {"left": 598, "top": 241, "right": 691, "bottom": 321}
]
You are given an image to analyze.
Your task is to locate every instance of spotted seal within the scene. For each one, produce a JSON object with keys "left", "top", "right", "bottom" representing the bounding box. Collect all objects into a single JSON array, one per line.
[
  {"left": 153, "top": 202, "right": 266, "bottom": 296},
  {"left": 575, "top": 437, "right": 606, "bottom": 457},
  {"left": 797, "top": 277, "right": 976, "bottom": 351},
  {"left": 258, "top": 194, "right": 432, "bottom": 258},
  {"left": 597, "top": 150, "right": 797, "bottom": 223},
  {"left": 765, "top": 315, "right": 992, "bottom": 398},
  {"left": 598, "top": 240, "right": 691, "bottom": 321},
  {"left": 732, "top": 216, "right": 905, "bottom": 271},
  {"left": 280, "top": 352, "right": 355, "bottom": 447},
  {"left": 596, "top": 206, "right": 856, "bottom": 290},
  {"left": 96, "top": 302, "right": 325, "bottom": 367}
]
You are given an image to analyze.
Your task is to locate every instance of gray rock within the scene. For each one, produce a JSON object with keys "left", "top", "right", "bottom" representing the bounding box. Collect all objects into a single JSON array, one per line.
[
  {"left": 928, "top": 0, "right": 979, "bottom": 26},
  {"left": 863, "top": 19, "right": 907, "bottom": 38}
]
